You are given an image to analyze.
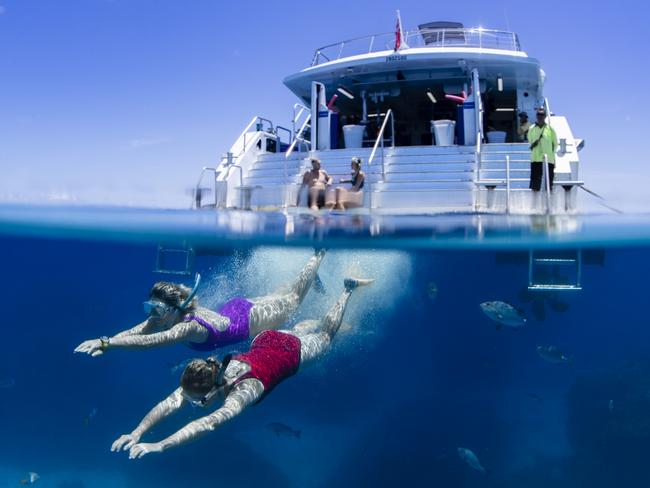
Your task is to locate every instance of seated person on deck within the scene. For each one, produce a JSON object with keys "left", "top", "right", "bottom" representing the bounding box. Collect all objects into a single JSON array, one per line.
[
  {"left": 326, "top": 157, "right": 365, "bottom": 210},
  {"left": 299, "top": 157, "right": 332, "bottom": 210}
]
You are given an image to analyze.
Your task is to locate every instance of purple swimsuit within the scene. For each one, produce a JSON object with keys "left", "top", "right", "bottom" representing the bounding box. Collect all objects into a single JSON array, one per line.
[{"left": 186, "top": 297, "right": 254, "bottom": 351}]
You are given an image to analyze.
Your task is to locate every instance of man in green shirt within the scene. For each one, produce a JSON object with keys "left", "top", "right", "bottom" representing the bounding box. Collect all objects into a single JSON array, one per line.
[{"left": 527, "top": 107, "right": 558, "bottom": 191}]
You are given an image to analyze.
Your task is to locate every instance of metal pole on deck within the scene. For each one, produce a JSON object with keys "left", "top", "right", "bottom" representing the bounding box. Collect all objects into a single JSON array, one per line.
[
  {"left": 543, "top": 154, "right": 551, "bottom": 214},
  {"left": 505, "top": 155, "right": 511, "bottom": 214}
]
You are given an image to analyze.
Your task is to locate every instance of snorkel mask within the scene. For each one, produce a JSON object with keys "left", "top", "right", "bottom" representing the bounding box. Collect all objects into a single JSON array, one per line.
[
  {"left": 182, "top": 354, "right": 233, "bottom": 407},
  {"left": 143, "top": 273, "right": 202, "bottom": 318}
]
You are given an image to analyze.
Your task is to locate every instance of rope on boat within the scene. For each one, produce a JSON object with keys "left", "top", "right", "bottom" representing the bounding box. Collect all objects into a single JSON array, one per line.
[{"left": 579, "top": 185, "right": 624, "bottom": 214}]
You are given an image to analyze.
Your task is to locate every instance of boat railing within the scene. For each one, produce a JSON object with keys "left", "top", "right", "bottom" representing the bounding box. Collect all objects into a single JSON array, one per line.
[
  {"left": 286, "top": 112, "right": 312, "bottom": 158},
  {"left": 310, "top": 27, "right": 522, "bottom": 66},
  {"left": 193, "top": 166, "right": 220, "bottom": 209},
  {"left": 367, "top": 109, "right": 395, "bottom": 208}
]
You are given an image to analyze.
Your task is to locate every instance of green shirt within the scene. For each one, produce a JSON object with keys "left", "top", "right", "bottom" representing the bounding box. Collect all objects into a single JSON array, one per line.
[{"left": 527, "top": 123, "right": 558, "bottom": 164}]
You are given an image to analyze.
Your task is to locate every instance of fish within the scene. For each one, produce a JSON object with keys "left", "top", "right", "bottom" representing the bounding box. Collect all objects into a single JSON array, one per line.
[
  {"left": 168, "top": 358, "right": 193, "bottom": 375},
  {"left": 0, "top": 377, "right": 15, "bottom": 388},
  {"left": 480, "top": 301, "right": 526, "bottom": 329},
  {"left": 265, "top": 422, "right": 301, "bottom": 439},
  {"left": 19, "top": 472, "right": 39, "bottom": 485},
  {"left": 457, "top": 447, "right": 487, "bottom": 474},
  {"left": 536, "top": 345, "right": 573, "bottom": 365},
  {"left": 427, "top": 282, "right": 438, "bottom": 300},
  {"left": 609, "top": 399, "right": 614, "bottom": 413}
]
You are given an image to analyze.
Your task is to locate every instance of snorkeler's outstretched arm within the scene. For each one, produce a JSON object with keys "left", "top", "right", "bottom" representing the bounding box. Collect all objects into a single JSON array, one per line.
[
  {"left": 112, "top": 319, "right": 153, "bottom": 338},
  {"left": 111, "top": 388, "right": 186, "bottom": 453},
  {"left": 105, "top": 321, "right": 206, "bottom": 350},
  {"left": 74, "top": 319, "right": 154, "bottom": 356},
  {"left": 77, "top": 321, "right": 207, "bottom": 355},
  {"left": 127, "top": 379, "right": 263, "bottom": 459}
]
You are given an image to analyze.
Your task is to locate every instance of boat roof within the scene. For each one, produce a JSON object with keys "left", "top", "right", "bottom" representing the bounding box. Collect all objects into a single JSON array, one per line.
[{"left": 283, "top": 25, "right": 542, "bottom": 101}]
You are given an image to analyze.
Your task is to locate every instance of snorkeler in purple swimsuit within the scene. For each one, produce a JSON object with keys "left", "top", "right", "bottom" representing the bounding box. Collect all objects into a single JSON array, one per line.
[{"left": 74, "top": 250, "right": 325, "bottom": 356}]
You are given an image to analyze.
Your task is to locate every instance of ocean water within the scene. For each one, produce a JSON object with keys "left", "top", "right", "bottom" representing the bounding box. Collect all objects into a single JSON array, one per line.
[{"left": 1, "top": 206, "right": 650, "bottom": 487}]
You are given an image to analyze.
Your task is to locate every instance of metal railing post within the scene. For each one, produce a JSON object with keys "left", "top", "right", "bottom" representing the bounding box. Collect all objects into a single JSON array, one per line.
[
  {"left": 476, "top": 131, "right": 482, "bottom": 182},
  {"left": 380, "top": 131, "right": 385, "bottom": 180},
  {"left": 543, "top": 154, "right": 552, "bottom": 214},
  {"left": 505, "top": 155, "right": 511, "bottom": 214}
]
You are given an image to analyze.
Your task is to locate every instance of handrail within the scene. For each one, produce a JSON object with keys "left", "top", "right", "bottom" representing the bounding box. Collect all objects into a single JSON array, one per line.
[
  {"left": 242, "top": 116, "right": 275, "bottom": 156},
  {"left": 310, "top": 27, "right": 522, "bottom": 66},
  {"left": 286, "top": 113, "right": 311, "bottom": 158},
  {"left": 192, "top": 166, "right": 220, "bottom": 209},
  {"left": 543, "top": 154, "right": 552, "bottom": 215},
  {"left": 368, "top": 109, "right": 395, "bottom": 180},
  {"left": 292, "top": 103, "right": 310, "bottom": 139},
  {"left": 475, "top": 130, "right": 482, "bottom": 181},
  {"left": 235, "top": 116, "right": 259, "bottom": 157},
  {"left": 505, "top": 155, "right": 511, "bottom": 214},
  {"left": 275, "top": 125, "right": 292, "bottom": 146}
]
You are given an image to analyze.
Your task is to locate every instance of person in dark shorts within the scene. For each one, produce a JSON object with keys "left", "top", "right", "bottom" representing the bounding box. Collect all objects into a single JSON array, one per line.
[
  {"left": 300, "top": 157, "right": 332, "bottom": 210},
  {"left": 527, "top": 107, "right": 558, "bottom": 192}
]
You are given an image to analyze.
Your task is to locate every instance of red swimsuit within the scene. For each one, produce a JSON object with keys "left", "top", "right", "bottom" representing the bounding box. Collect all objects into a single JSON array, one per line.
[{"left": 233, "top": 330, "right": 301, "bottom": 398}]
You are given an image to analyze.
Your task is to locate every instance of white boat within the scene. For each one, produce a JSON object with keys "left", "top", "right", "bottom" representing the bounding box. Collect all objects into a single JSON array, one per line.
[{"left": 193, "top": 20, "right": 584, "bottom": 215}]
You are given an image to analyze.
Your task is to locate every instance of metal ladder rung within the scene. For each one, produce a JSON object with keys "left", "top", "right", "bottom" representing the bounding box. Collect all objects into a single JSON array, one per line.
[
  {"left": 533, "top": 258, "right": 577, "bottom": 265},
  {"left": 155, "top": 245, "right": 195, "bottom": 275},
  {"left": 528, "top": 284, "right": 583, "bottom": 291}
]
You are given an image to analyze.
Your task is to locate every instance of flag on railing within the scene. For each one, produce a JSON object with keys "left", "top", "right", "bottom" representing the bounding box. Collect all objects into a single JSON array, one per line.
[
  {"left": 394, "top": 15, "right": 401, "bottom": 50},
  {"left": 394, "top": 10, "right": 408, "bottom": 51}
]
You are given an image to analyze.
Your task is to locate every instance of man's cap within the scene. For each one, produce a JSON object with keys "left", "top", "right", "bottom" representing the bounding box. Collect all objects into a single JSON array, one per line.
[
  {"left": 519, "top": 112, "right": 528, "bottom": 118},
  {"left": 536, "top": 107, "right": 547, "bottom": 115}
]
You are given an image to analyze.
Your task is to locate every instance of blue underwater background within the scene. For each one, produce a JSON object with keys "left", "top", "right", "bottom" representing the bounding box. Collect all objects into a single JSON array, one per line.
[{"left": 1, "top": 232, "right": 650, "bottom": 487}]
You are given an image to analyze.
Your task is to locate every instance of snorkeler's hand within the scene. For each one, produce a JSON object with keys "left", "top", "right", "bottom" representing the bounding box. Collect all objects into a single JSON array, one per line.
[
  {"left": 74, "top": 339, "right": 104, "bottom": 357},
  {"left": 128, "top": 442, "right": 163, "bottom": 459},
  {"left": 111, "top": 433, "right": 140, "bottom": 452}
]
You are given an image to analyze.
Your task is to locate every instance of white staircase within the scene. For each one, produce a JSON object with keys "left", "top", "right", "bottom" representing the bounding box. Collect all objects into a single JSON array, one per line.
[{"left": 231, "top": 142, "right": 576, "bottom": 214}]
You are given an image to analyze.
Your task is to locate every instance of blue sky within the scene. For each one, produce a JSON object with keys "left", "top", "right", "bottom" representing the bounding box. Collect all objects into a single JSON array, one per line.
[{"left": 0, "top": 0, "right": 647, "bottom": 208}]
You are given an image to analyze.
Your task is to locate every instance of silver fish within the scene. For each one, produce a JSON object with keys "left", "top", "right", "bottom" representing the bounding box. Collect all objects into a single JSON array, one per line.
[
  {"left": 480, "top": 301, "right": 526, "bottom": 329},
  {"left": 536, "top": 345, "right": 573, "bottom": 365},
  {"left": 265, "top": 422, "right": 301, "bottom": 439},
  {"left": 0, "top": 377, "right": 15, "bottom": 388},
  {"left": 458, "top": 447, "right": 487, "bottom": 474},
  {"left": 609, "top": 399, "right": 614, "bottom": 413},
  {"left": 20, "top": 472, "right": 39, "bottom": 485}
]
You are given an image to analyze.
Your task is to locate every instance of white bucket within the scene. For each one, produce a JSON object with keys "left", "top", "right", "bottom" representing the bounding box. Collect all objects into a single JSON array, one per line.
[
  {"left": 342, "top": 124, "right": 365, "bottom": 148},
  {"left": 487, "top": 131, "right": 507, "bottom": 143},
  {"left": 431, "top": 120, "right": 456, "bottom": 146}
]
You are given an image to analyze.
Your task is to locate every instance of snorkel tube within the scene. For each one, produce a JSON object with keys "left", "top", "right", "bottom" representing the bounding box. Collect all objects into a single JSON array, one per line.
[
  {"left": 179, "top": 273, "right": 201, "bottom": 311},
  {"left": 184, "top": 354, "right": 233, "bottom": 406},
  {"left": 214, "top": 354, "right": 232, "bottom": 388}
]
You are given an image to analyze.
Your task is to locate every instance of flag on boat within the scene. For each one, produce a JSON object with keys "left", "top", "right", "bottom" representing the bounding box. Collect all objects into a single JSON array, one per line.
[{"left": 394, "top": 10, "right": 408, "bottom": 51}]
